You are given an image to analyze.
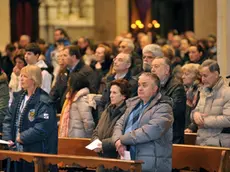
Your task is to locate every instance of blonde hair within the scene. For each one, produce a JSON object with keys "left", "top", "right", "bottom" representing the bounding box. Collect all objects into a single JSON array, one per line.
[
  {"left": 162, "top": 45, "right": 175, "bottom": 60},
  {"left": 21, "top": 65, "right": 42, "bottom": 87},
  {"left": 182, "top": 63, "right": 200, "bottom": 79}
]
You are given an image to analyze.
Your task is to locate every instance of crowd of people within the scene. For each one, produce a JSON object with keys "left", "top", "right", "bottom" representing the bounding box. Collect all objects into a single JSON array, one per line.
[{"left": 0, "top": 28, "right": 228, "bottom": 172}]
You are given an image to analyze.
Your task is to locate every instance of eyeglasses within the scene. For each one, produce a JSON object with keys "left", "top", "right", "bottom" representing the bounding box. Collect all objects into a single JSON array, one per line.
[
  {"left": 119, "top": 46, "right": 127, "bottom": 49},
  {"left": 142, "top": 56, "right": 155, "bottom": 59}
]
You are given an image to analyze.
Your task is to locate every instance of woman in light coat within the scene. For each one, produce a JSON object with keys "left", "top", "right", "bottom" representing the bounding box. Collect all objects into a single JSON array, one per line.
[{"left": 59, "top": 73, "right": 94, "bottom": 138}]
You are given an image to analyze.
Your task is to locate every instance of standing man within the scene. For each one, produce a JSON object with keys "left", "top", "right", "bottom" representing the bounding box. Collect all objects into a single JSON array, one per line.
[
  {"left": 192, "top": 60, "right": 230, "bottom": 147},
  {"left": 151, "top": 57, "right": 186, "bottom": 144},
  {"left": 113, "top": 72, "right": 173, "bottom": 172}
]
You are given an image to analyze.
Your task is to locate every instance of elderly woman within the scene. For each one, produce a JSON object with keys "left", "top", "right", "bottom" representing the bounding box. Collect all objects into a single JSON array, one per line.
[
  {"left": 182, "top": 63, "right": 201, "bottom": 133},
  {"left": 3, "top": 65, "right": 58, "bottom": 171},
  {"left": 92, "top": 79, "right": 130, "bottom": 172},
  {"left": 59, "top": 73, "right": 94, "bottom": 138}
]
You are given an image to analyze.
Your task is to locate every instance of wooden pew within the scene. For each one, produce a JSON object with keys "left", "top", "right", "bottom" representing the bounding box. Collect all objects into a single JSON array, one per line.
[
  {"left": 173, "top": 144, "right": 230, "bottom": 172},
  {"left": 184, "top": 133, "right": 197, "bottom": 145},
  {"left": 58, "top": 137, "right": 97, "bottom": 156},
  {"left": 0, "top": 150, "right": 143, "bottom": 172}
]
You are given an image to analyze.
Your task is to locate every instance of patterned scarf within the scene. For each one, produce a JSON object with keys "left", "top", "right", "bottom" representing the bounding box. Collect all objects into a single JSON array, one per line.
[{"left": 58, "top": 92, "right": 75, "bottom": 137}]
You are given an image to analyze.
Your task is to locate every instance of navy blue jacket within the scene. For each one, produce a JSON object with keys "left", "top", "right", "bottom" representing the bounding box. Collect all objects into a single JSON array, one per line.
[{"left": 3, "top": 88, "right": 58, "bottom": 154}]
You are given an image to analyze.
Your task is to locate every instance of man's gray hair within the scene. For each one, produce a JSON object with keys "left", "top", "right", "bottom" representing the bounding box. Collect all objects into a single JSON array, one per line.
[
  {"left": 121, "top": 38, "right": 135, "bottom": 52},
  {"left": 142, "top": 44, "right": 163, "bottom": 57},
  {"left": 201, "top": 59, "right": 220, "bottom": 74}
]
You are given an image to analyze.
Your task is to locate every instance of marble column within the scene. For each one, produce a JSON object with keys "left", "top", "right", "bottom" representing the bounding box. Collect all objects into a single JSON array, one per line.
[
  {"left": 194, "top": 0, "right": 217, "bottom": 38},
  {"left": 0, "top": 0, "right": 10, "bottom": 52},
  {"left": 217, "top": 0, "right": 230, "bottom": 77}
]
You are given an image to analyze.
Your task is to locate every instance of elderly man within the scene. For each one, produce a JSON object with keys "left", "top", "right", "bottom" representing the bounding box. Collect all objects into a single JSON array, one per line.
[
  {"left": 118, "top": 38, "right": 142, "bottom": 76},
  {"left": 97, "top": 53, "right": 137, "bottom": 117},
  {"left": 142, "top": 44, "right": 163, "bottom": 72},
  {"left": 151, "top": 56, "right": 186, "bottom": 144},
  {"left": 113, "top": 72, "right": 173, "bottom": 172},
  {"left": 191, "top": 60, "right": 230, "bottom": 147}
]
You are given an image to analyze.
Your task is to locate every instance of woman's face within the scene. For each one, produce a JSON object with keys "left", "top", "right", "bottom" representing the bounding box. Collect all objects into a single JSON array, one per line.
[
  {"left": 182, "top": 70, "right": 196, "bottom": 86},
  {"left": 20, "top": 72, "right": 34, "bottom": 90},
  {"left": 15, "top": 58, "right": 26, "bottom": 70},
  {"left": 110, "top": 85, "right": 125, "bottom": 106}
]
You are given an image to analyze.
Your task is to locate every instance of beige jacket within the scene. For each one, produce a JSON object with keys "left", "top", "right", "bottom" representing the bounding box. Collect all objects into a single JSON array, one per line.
[
  {"left": 191, "top": 77, "right": 230, "bottom": 147},
  {"left": 68, "top": 88, "right": 95, "bottom": 138}
]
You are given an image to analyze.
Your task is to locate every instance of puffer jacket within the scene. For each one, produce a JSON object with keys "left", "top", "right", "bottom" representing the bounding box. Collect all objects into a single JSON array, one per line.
[
  {"left": 0, "top": 72, "right": 9, "bottom": 132},
  {"left": 68, "top": 88, "right": 95, "bottom": 138},
  {"left": 112, "top": 93, "right": 173, "bottom": 172},
  {"left": 191, "top": 77, "right": 230, "bottom": 147},
  {"left": 2, "top": 88, "right": 58, "bottom": 154}
]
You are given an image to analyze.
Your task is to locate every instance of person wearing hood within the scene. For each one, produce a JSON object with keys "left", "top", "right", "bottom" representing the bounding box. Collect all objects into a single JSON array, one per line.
[
  {"left": 25, "top": 43, "right": 52, "bottom": 94},
  {"left": 59, "top": 73, "right": 94, "bottom": 138},
  {"left": 113, "top": 73, "right": 173, "bottom": 172}
]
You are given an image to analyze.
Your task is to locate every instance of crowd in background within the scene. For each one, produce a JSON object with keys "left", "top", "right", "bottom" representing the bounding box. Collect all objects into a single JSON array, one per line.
[{"left": 1, "top": 28, "right": 228, "bottom": 172}]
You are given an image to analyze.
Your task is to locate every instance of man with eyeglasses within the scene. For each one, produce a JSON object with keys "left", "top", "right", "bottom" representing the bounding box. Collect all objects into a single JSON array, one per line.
[
  {"left": 151, "top": 56, "right": 186, "bottom": 144},
  {"left": 118, "top": 38, "right": 142, "bottom": 76},
  {"left": 97, "top": 53, "right": 138, "bottom": 117}
]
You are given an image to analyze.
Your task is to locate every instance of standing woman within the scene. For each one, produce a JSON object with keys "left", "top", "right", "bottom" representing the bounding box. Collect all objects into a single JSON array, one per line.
[
  {"left": 3, "top": 65, "right": 58, "bottom": 171},
  {"left": 92, "top": 79, "right": 130, "bottom": 172},
  {"left": 59, "top": 73, "right": 94, "bottom": 138}
]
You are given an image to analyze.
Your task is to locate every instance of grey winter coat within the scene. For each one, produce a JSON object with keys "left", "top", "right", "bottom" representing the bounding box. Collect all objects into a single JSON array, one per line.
[
  {"left": 68, "top": 88, "right": 95, "bottom": 138},
  {"left": 191, "top": 77, "right": 230, "bottom": 147},
  {"left": 112, "top": 93, "right": 173, "bottom": 172}
]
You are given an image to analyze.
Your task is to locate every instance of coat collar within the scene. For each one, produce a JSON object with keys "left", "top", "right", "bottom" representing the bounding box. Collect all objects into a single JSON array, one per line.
[{"left": 66, "top": 87, "right": 90, "bottom": 102}]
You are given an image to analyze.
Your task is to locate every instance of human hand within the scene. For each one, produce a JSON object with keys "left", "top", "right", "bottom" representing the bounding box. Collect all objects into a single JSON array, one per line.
[
  {"left": 8, "top": 140, "right": 15, "bottom": 148},
  {"left": 13, "top": 66, "right": 20, "bottom": 76},
  {"left": 115, "top": 139, "right": 126, "bottom": 157},
  {"left": 93, "top": 142, "right": 102, "bottom": 153},
  {"left": 184, "top": 128, "right": 193, "bottom": 133},
  {"left": 16, "top": 133, "right": 23, "bottom": 144}
]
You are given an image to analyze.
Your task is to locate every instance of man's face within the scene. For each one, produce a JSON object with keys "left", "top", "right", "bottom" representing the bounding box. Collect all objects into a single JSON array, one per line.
[
  {"left": 54, "top": 30, "right": 64, "bottom": 42},
  {"left": 142, "top": 52, "right": 155, "bottom": 72},
  {"left": 110, "top": 85, "right": 125, "bottom": 106},
  {"left": 138, "top": 75, "right": 157, "bottom": 102},
  {"left": 24, "top": 51, "right": 38, "bottom": 65},
  {"left": 200, "top": 66, "right": 219, "bottom": 88},
  {"left": 78, "top": 38, "right": 88, "bottom": 49},
  {"left": 118, "top": 41, "right": 131, "bottom": 54},
  {"left": 63, "top": 48, "right": 72, "bottom": 68},
  {"left": 180, "top": 39, "right": 189, "bottom": 51},
  {"left": 113, "top": 53, "right": 130, "bottom": 73},
  {"left": 151, "top": 58, "right": 169, "bottom": 81},
  {"left": 189, "top": 46, "right": 202, "bottom": 62},
  {"left": 95, "top": 47, "right": 105, "bottom": 62}
]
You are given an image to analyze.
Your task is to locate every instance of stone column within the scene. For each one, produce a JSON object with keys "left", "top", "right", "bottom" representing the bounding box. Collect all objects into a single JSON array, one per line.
[
  {"left": 217, "top": 0, "right": 230, "bottom": 77},
  {"left": 94, "top": 0, "right": 129, "bottom": 42},
  {"left": 0, "top": 0, "right": 10, "bottom": 52},
  {"left": 194, "top": 0, "right": 217, "bottom": 38}
]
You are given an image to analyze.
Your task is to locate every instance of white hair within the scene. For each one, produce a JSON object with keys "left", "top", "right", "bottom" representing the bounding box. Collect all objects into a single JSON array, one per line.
[
  {"left": 142, "top": 44, "right": 163, "bottom": 57},
  {"left": 121, "top": 38, "right": 135, "bottom": 51}
]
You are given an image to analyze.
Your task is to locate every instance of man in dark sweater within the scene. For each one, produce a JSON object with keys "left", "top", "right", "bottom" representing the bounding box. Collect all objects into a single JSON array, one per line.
[{"left": 151, "top": 56, "right": 186, "bottom": 144}]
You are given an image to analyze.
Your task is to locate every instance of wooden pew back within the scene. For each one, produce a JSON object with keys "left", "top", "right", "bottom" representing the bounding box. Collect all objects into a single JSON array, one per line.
[
  {"left": 0, "top": 150, "right": 143, "bottom": 172},
  {"left": 184, "top": 133, "right": 197, "bottom": 145},
  {"left": 58, "top": 137, "right": 97, "bottom": 156},
  {"left": 173, "top": 144, "right": 230, "bottom": 172}
]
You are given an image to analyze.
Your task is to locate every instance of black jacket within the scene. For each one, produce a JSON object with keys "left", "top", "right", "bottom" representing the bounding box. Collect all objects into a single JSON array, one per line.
[
  {"left": 160, "top": 76, "right": 186, "bottom": 140},
  {"left": 97, "top": 71, "right": 138, "bottom": 116},
  {"left": 3, "top": 88, "right": 58, "bottom": 154},
  {"left": 50, "top": 60, "right": 97, "bottom": 113}
]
